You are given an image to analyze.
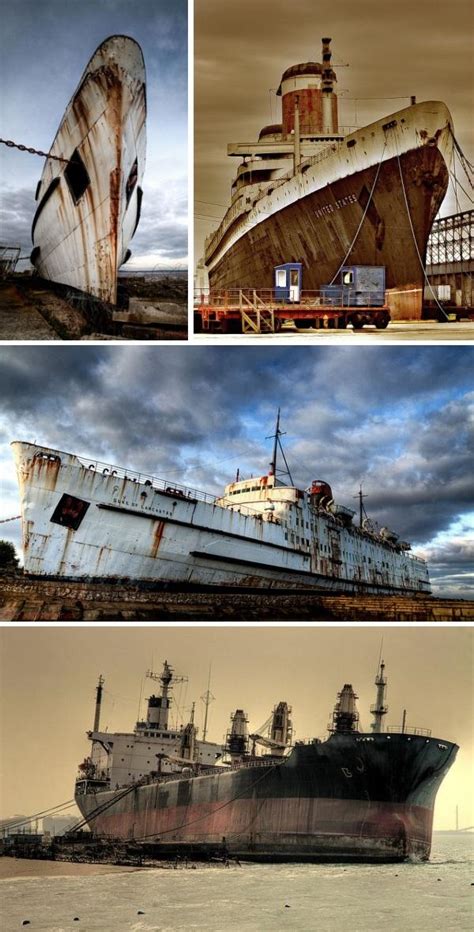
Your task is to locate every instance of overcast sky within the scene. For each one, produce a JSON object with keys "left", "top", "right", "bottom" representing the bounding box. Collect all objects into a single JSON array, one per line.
[
  {"left": 195, "top": 0, "right": 474, "bottom": 263},
  {"left": 0, "top": 344, "right": 472, "bottom": 598},
  {"left": 0, "top": 0, "right": 187, "bottom": 270},
  {"left": 1, "top": 626, "right": 472, "bottom": 831}
]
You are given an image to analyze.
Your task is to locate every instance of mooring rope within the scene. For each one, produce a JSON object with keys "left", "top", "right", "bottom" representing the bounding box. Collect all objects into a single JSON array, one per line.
[
  {"left": 329, "top": 140, "right": 387, "bottom": 284},
  {"left": 132, "top": 760, "right": 287, "bottom": 843},
  {"left": 4, "top": 799, "right": 77, "bottom": 832},
  {"left": 395, "top": 148, "right": 450, "bottom": 320}
]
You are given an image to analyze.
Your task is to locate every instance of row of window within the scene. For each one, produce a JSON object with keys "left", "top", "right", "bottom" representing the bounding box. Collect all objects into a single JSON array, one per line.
[
  {"left": 32, "top": 150, "right": 139, "bottom": 237},
  {"left": 228, "top": 485, "right": 262, "bottom": 495},
  {"left": 142, "top": 731, "right": 179, "bottom": 739}
]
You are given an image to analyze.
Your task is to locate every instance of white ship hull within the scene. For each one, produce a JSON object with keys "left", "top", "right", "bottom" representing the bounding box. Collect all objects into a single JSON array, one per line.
[
  {"left": 31, "top": 36, "right": 146, "bottom": 304},
  {"left": 12, "top": 442, "right": 430, "bottom": 595}
]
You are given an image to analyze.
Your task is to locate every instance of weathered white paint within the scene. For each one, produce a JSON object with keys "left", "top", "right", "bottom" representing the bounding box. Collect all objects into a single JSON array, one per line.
[
  {"left": 32, "top": 36, "right": 146, "bottom": 304},
  {"left": 12, "top": 441, "right": 431, "bottom": 594}
]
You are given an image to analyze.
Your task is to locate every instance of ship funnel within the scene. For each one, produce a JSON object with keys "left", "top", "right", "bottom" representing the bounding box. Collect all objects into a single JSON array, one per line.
[
  {"left": 321, "top": 38, "right": 335, "bottom": 134},
  {"left": 370, "top": 660, "right": 388, "bottom": 733},
  {"left": 270, "top": 701, "right": 293, "bottom": 756},
  {"left": 180, "top": 702, "right": 197, "bottom": 761},
  {"left": 277, "top": 39, "right": 338, "bottom": 138},
  {"left": 93, "top": 675, "right": 104, "bottom": 733},
  {"left": 330, "top": 684, "right": 359, "bottom": 733},
  {"left": 226, "top": 709, "right": 249, "bottom": 762}
]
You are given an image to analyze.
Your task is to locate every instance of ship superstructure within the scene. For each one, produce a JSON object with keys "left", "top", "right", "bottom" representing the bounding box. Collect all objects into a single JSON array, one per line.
[
  {"left": 30, "top": 35, "right": 146, "bottom": 304},
  {"left": 78, "top": 662, "right": 223, "bottom": 794},
  {"left": 11, "top": 419, "right": 430, "bottom": 594},
  {"left": 203, "top": 38, "right": 453, "bottom": 319},
  {"left": 74, "top": 659, "right": 458, "bottom": 862}
]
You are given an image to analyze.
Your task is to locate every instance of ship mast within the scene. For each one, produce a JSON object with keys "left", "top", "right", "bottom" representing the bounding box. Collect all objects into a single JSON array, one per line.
[
  {"left": 354, "top": 484, "right": 368, "bottom": 528},
  {"left": 200, "top": 665, "right": 215, "bottom": 743},
  {"left": 267, "top": 408, "right": 294, "bottom": 484},
  {"left": 145, "top": 660, "right": 187, "bottom": 731},
  {"left": 93, "top": 674, "right": 104, "bottom": 733},
  {"left": 370, "top": 660, "right": 388, "bottom": 733}
]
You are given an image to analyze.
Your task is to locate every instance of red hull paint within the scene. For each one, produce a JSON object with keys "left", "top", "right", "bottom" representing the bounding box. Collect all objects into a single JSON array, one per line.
[{"left": 81, "top": 797, "right": 434, "bottom": 861}]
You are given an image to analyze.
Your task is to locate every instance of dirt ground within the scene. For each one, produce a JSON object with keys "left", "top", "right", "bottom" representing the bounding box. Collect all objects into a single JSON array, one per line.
[
  {"left": 0, "top": 856, "right": 142, "bottom": 880},
  {"left": 0, "top": 275, "right": 188, "bottom": 340}
]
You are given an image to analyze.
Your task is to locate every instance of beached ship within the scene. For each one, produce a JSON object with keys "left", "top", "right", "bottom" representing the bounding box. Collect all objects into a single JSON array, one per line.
[
  {"left": 74, "top": 659, "right": 458, "bottom": 862},
  {"left": 30, "top": 35, "right": 146, "bottom": 305},
  {"left": 11, "top": 417, "right": 430, "bottom": 594},
  {"left": 203, "top": 38, "right": 453, "bottom": 319}
]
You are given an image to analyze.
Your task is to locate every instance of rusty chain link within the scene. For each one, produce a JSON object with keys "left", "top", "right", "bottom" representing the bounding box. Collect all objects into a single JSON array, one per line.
[
  {"left": 0, "top": 138, "right": 69, "bottom": 163},
  {"left": 0, "top": 515, "right": 21, "bottom": 523}
]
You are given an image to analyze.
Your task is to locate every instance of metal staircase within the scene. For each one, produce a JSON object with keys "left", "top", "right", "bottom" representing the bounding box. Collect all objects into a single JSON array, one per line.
[{"left": 239, "top": 290, "right": 275, "bottom": 333}]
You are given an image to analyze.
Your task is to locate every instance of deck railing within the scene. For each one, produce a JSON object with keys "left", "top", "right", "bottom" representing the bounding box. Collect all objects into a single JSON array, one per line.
[
  {"left": 74, "top": 454, "right": 261, "bottom": 518},
  {"left": 194, "top": 287, "right": 385, "bottom": 309},
  {"left": 72, "top": 454, "right": 424, "bottom": 562}
]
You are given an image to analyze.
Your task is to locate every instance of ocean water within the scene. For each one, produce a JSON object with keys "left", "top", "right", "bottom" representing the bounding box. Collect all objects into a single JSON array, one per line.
[{"left": 2, "top": 835, "right": 472, "bottom": 932}]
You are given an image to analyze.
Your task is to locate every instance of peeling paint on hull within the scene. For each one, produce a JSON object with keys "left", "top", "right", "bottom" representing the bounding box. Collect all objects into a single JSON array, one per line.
[
  {"left": 205, "top": 102, "right": 453, "bottom": 320},
  {"left": 75, "top": 734, "right": 457, "bottom": 861},
  {"left": 31, "top": 36, "right": 146, "bottom": 304},
  {"left": 12, "top": 441, "right": 431, "bottom": 594}
]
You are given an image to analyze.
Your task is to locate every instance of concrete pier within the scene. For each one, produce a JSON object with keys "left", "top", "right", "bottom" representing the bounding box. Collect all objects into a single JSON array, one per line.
[{"left": 0, "top": 575, "right": 472, "bottom": 621}]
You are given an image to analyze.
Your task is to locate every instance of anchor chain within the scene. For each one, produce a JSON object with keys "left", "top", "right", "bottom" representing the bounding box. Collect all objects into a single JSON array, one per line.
[{"left": 0, "top": 138, "right": 69, "bottom": 163}]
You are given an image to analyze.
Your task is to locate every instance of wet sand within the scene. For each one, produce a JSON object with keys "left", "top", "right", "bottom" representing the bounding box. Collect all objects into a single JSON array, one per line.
[{"left": 0, "top": 857, "right": 142, "bottom": 880}]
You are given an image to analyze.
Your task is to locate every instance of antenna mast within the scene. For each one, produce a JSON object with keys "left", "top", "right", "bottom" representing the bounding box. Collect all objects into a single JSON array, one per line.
[
  {"left": 266, "top": 408, "right": 294, "bottom": 484},
  {"left": 93, "top": 674, "right": 104, "bottom": 733},
  {"left": 353, "top": 484, "right": 368, "bottom": 528},
  {"left": 201, "top": 665, "right": 215, "bottom": 742}
]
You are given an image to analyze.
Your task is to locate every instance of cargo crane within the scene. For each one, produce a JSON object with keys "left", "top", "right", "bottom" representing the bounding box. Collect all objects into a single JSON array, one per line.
[{"left": 250, "top": 701, "right": 293, "bottom": 757}]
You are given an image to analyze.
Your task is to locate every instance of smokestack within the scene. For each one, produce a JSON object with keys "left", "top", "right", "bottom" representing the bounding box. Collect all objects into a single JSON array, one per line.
[
  {"left": 293, "top": 98, "right": 301, "bottom": 172},
  {"left": 93, "top": 674, "right": 104, "bottom": 733},
  {"left": 321, "top": 38, "right": 334, "bottom": 133}
]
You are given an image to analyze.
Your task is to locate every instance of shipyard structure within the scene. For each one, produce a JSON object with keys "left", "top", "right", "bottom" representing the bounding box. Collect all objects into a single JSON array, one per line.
[
  {"left": 12, "top": 425, "right": 430, "bottom": 595},
  {"left": 74, "top": 660, "right": 458, "bottom": 862},
  {"left": 204, "top": 38, "right": 453, "bottom": 319},
  {"left": 30, "top": 35, "right": 146, "bottom": 305}
]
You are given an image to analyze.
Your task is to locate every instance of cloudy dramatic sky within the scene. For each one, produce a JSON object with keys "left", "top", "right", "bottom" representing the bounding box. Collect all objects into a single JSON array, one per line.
[
  {"left": 0, "top": 0, "right": 187, "bottom": 270},
  {"left": 195, "top": 0, "right": 473, "bottom": 263},
  {"left": 0, "top": 344, "right": 472, "bottom": 597},
  {"left": 1, "top": 626, "right": 472, "bottom": 830}
]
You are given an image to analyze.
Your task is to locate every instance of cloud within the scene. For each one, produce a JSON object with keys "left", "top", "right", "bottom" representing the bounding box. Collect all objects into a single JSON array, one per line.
[
  {"left": 129, "top": 184, "right": 188, "bottom": 267},
  {"left": 0, "top": 1, "right": 187, "bottom": 271},
  {"left": 0, "top": 187, "right": 36, "bottom": 259}
]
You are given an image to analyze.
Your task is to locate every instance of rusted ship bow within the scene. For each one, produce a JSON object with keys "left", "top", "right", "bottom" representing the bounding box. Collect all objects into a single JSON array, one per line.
[{"left": 31, "top": 35, "right": 146, "bottom": 304}]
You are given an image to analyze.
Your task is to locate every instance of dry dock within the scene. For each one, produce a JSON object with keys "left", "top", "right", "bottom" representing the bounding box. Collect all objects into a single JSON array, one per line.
[{"left": 0, "top": 574, "right": 471, "bottom": 621}]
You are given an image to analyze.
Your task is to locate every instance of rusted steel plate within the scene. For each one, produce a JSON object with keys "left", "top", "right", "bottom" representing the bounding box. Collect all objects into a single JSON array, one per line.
[
  {"left": 31, "top": 36, "right": 146, "bottom": 304},
  {"left": 205, "top": 102, "right": 453, "bottom": 320}
]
